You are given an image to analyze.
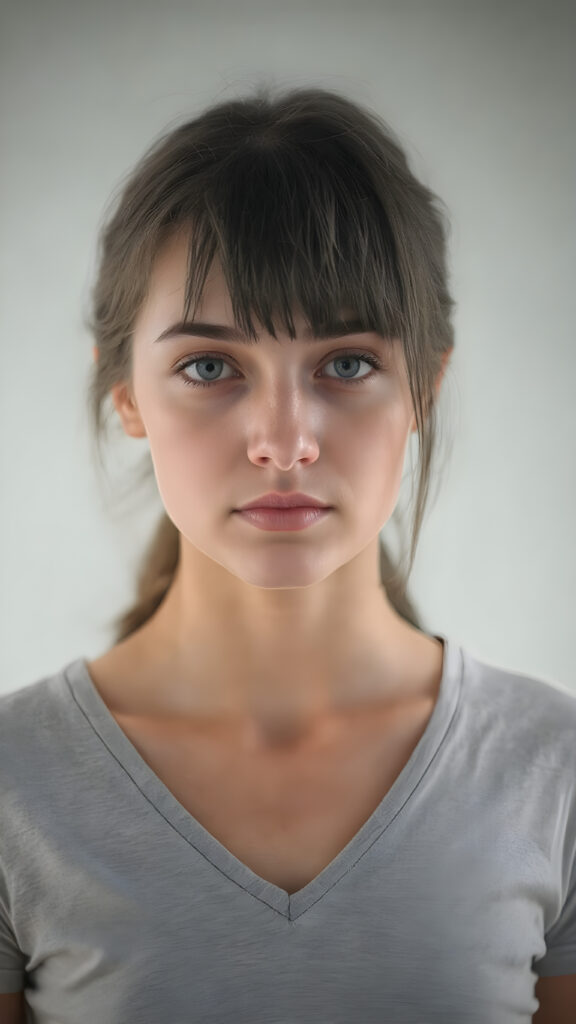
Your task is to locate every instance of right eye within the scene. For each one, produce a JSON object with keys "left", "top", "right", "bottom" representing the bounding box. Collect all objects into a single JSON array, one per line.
[{"left": 174, "top": 355, "right": 236, "bottom": 389}]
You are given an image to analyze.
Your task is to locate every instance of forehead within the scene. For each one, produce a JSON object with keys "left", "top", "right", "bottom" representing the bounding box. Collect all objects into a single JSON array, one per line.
[{"left": 138, "top": 229, "right": 361, "bottom": 341}]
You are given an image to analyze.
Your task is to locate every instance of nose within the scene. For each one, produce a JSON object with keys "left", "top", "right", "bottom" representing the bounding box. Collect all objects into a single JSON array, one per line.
[{"left": 244, "top": 384, "right": 322, "bottom": 469}]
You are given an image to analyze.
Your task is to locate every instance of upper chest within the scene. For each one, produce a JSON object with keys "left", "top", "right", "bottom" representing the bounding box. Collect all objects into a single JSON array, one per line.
[{"left": 107, "top": 698, "right": 436, "bottom": 895}]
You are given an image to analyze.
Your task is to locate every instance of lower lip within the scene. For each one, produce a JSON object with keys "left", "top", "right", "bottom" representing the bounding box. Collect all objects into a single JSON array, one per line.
[{"left": 235, "top": 507, "right": 332, "bottom": 531}]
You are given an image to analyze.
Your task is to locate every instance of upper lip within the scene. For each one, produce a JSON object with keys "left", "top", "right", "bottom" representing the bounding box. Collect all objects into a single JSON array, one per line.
[{"left": 237, "top": 492, "right": 331, "bottom": 510}]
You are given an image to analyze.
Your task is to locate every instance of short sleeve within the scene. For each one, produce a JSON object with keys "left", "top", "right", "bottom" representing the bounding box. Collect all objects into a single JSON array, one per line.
[{"left": 534, "top": 846, "right": 576, "bottom": 977}]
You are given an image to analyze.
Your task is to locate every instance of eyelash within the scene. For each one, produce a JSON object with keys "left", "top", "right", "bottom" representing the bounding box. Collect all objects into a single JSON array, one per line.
[{"left": 173, "top": 351, "right": 386, "bottom": 390}]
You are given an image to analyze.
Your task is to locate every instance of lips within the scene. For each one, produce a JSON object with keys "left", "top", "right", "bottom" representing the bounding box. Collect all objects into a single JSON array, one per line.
[{"left": 238, "top": 492, "right": 330, "bottom": 511}]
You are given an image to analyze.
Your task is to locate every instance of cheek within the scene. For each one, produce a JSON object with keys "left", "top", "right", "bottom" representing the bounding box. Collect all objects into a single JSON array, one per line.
[
  {"left": 143, "top": 393, "right": 220, "bottom": 462},
  {"left": 346, "top": 410, "right": 412, "bottom": 520},
  {"left": 349, "top": 405, "right": 411, "bottom": 477},
  {"left": 144, "top": 413, "right": 227, "bottom": 516}
]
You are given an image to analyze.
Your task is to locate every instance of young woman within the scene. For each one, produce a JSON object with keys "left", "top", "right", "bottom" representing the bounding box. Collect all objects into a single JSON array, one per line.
[{"left": 0, "top": 83, "right": 574, "bottom": 1023}]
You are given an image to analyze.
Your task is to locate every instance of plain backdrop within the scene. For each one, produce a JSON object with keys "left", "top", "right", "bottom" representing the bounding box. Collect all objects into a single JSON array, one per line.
[{"left": 1, "top": 0, "right": 574, "bottom": 695}]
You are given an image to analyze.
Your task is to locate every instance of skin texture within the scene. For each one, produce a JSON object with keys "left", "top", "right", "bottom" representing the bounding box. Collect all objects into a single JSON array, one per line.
[{"left": 99, "top": 229, "right": 450, "bottom": 750}]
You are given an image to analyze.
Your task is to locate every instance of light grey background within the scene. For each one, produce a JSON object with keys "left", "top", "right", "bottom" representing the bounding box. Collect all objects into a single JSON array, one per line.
[{"left": 1, "top": 0, "right": 574, "bottom": 695}]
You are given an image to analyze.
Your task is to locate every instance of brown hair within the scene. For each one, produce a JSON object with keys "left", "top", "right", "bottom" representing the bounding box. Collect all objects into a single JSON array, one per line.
[{"left": 85, "top": 82, "right": 455, "bottom": 645}]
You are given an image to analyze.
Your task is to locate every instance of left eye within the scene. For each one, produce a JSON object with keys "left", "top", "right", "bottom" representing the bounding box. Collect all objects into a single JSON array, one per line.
[{"left": 173, "top": 351, "right": 385, "bottom": 389}]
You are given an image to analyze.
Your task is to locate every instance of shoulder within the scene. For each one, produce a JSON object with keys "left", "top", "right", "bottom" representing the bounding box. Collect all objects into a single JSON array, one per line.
[
  {"left": 460, "top": 642, "right": 576, "bottom": 718},
  {"left": 457, "top": 643, "right": 576, "bottom": 769},
  {"left": 0, "top": 660, "right": 83, "bottom": 768}
]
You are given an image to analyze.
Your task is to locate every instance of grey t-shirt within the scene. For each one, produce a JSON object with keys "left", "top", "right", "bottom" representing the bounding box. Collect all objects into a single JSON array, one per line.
[{"left": 0, "top": 633, "right": 575, "bottom": 1023}]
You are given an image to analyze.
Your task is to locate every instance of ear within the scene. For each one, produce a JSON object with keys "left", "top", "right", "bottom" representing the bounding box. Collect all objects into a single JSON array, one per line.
[
  {"left": 410, "top": 349, "right": 452, "bottom": 433},
  {"left": 434, "top": 348, "right": 452, "bottom": 398},
  {"left": 110, "top": 381, "right": 148, "bottom": 439},
  {"left": 93, "top": 345, "right": 147, "bottom": 438}
]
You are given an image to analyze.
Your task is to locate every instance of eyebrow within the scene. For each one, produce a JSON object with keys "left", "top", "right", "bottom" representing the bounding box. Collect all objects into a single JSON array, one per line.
[{"left": 153, "top": 318, "right": 376, "bottom": 345}]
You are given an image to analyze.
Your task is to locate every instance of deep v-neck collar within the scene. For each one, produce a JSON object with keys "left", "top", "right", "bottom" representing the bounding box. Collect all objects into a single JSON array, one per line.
[{"left": 62, "top": 632, "right": 463, "bottom": 919}]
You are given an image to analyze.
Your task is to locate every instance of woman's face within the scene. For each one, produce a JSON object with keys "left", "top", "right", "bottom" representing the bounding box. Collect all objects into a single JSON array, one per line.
[{"left": 110, "top": 230, "right": 419, "bottom": 592}]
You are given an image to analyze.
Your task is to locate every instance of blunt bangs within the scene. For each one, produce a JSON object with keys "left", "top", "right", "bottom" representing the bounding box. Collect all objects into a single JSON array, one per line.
[{"left": 176, "top": 137, "right": 406, "bottom": 345}]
